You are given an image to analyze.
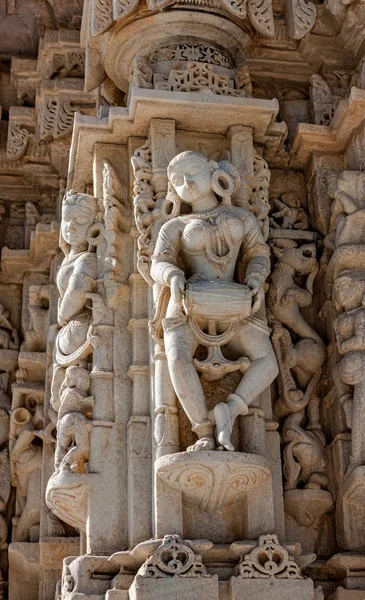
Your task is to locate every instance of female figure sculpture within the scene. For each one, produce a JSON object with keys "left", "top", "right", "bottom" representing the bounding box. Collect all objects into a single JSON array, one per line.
[
  {"left": 51, "top": 191, "right": 100, "bottom": 412},
  {"left": 151, "top": 151, "right": 278, "bottom": 452}
]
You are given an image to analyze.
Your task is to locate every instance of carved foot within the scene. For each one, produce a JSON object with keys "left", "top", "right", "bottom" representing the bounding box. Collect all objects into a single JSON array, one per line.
[
  {"left": 215, "top": 394, "right": 249, "bottom": 451},
  {"left": 189, "top": 419, "right": 216, "bottom": 451},
  {"left": 187, "top": 436, "right": 216, "bottom": 451}
]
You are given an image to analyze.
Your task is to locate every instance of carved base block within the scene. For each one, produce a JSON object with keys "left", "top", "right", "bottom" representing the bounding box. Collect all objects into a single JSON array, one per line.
[
  {"left": 46, "top": 470, "right": 90, "bottom": 531},
  {"left": 229, "top": 577, "right": 315, "bottom": 600},
  {"left": 129, "top": 573, "right": 219, "bottom": 600},
  {"left": 106, "top": 592, "right": 129, "bottom": 600},
  {"left": 340, "top": 466, "right": 365, "bottom": 551},
  {"left": 8, "top": 542, "right": 39, "bottom": 600},
  {"left": 284, "top": 489, "right": 333, "bottom": 527},
  {"left": 156, "top": 451, "right": 271, "bottom": 513}
]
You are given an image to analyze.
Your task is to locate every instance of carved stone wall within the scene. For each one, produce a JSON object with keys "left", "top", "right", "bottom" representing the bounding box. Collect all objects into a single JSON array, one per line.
[{"left": 1, "top": 1, "right": 365, "bottom": 600}]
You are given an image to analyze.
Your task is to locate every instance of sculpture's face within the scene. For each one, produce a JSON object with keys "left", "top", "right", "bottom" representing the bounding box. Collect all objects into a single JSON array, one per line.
[
  {"left": 283, "top": 192, "right": 300, "bottom": 208},
  {"left": 62, "top": 203, "right": 94, "bottom": 246},
  {"left": 169, "top": 156, "right": 211, "bottom": 204},
  {"left": 335, "top": 276, "right": 363, "bottom": 311}
]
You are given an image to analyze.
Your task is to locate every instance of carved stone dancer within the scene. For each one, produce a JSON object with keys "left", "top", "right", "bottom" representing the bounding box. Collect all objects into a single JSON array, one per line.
[
  {"left": 55, "top": 366, "right": 93, "bottom": 473},
  {"left": 150, "top": 151, "right": 278, "bottom": 451}
]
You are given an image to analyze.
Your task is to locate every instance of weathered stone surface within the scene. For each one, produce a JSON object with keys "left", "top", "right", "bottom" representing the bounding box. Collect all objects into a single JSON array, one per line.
[{"left": 1, "top": 0, "right": 365, "bottom": 598}]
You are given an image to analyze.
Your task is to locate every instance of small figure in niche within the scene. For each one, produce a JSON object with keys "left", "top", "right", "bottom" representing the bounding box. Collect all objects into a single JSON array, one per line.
[{"left": 270, "top": 192, "right": 309, "bottom": 231}]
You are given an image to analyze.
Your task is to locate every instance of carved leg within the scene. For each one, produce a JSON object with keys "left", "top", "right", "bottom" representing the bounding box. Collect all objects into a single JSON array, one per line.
[
  {"left": 164, "top": 322, "right": 214, "bottom": 450},
  {"left": 214, "top": 323, "right": 278, "bottom": 451}
]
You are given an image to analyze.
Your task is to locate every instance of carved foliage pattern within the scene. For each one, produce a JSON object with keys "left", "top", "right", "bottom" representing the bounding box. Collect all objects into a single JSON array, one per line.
[
  {"left": 6, "top": 124, "right": 30, "bottom": 160},
  {"left": 286, "top": 0, "right": 317, "bottom": 40},
  {"left": 248, "top": 0, "right": 275, "bottom": 37}
]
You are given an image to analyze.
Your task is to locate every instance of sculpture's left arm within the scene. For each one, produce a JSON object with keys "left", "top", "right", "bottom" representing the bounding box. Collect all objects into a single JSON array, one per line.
[{"left": 239, "top": 211, "right": 271, "bottom": 287}]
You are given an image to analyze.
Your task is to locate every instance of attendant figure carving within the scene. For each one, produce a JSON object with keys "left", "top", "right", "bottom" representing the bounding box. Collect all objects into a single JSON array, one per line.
[
  {"left": 150, "top": 151, "right": 278, "bottom": 452},
  {"left": 51, "top": 191, "right": 100, "bottom": 412}
]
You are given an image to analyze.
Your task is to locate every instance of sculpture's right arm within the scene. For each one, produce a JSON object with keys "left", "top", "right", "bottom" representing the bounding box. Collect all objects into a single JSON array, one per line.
[
  {"left": 58, "top": 255, "right": 97, "bottom": 325},
  {"left": 150, "top": 221, "right": 184, "bottom": 287}
]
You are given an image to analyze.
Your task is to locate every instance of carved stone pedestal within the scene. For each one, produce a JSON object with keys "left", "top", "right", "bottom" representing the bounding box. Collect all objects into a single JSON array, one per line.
[
  {"left": 46, "top": 470, "right": 90, "bottom": 532},
  {"left": 156, "top": 451, "right": 271, "bottom": 513}
]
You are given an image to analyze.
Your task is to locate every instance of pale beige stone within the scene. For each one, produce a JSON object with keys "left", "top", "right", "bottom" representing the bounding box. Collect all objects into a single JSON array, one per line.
[{"left": 2, "top": 0, "right": 365, "bottom": 598}]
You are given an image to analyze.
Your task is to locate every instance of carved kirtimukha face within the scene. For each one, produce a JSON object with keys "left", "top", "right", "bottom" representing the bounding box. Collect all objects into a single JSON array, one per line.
[
  {"left": 169, "top": 155, "right": 211, "bottom": 204},
  {"left": 61, "top": 203, "right": 94, "bottom": 247}
]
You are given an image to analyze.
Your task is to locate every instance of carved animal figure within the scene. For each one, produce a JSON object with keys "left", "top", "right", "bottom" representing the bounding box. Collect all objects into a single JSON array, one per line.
[
  {"left": 268, "top": 241, "right": 325, "bottom": 388},
  {"left": 282, "top": 409, "right": 328, "bottom": 490}
]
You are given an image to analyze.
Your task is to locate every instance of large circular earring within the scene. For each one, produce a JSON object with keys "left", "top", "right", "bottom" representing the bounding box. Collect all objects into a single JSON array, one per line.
[
  {"left": 211, "top": 169, "right": 234, "bottom": 203},
  {"left": 86, "top": 223, "right": 104, "bottom": 248},
  {"left": 161, "top": 182, "right": 181, "bottom": 221}
]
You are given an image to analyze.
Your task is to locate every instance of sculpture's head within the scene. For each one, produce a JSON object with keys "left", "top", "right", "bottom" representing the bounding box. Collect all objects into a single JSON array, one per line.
[
  {"left": 64, "top": 366, "right": 90, "bottom": 395},
  {"left": 334, "top": 270, "right": 365, "bottom": 312},
  {"left": 61, "top": 191, "right": 98, "bottom": 251},
  {"left": 168, "top": 152, "right": 212, "bottom": 205},
  {"left": 166, "top": 151, "right": 240, "bottom": 215},
  {"left": 282, "top": 191, "right": 300, "bottom": 208}
]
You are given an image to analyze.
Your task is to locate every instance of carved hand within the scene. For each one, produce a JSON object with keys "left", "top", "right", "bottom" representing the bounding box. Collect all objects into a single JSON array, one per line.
[
  {"left": 245, "top": 276, "right": 265, "bottom": 315},
  {"left": 170, "top": 274, "right": 186, "bottom": 310}
]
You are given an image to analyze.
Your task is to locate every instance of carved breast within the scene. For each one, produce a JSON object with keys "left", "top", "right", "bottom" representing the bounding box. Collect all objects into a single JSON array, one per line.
[{"left": 181, "top": 212, "right": 243, "bottom": 257}]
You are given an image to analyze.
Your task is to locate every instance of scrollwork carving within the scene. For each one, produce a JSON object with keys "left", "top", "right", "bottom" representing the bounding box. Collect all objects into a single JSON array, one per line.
[
  {"left": 247, "top": 0, "right": 275, "bottom": 37},
  {"left": 139, "top": 535, "right": 211, "bottom": 578},
  {"left": 236, "top": 534, "right": 303, "bottom": 579},
  {"left": 91, "top": 0, "right": 113, "bottom": 36},
  {"left": 220, "top": 0, "right": 247, "bottom": 19},
  {"left": 6, "top": 123, "right": 29, "bottom": 160}
]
